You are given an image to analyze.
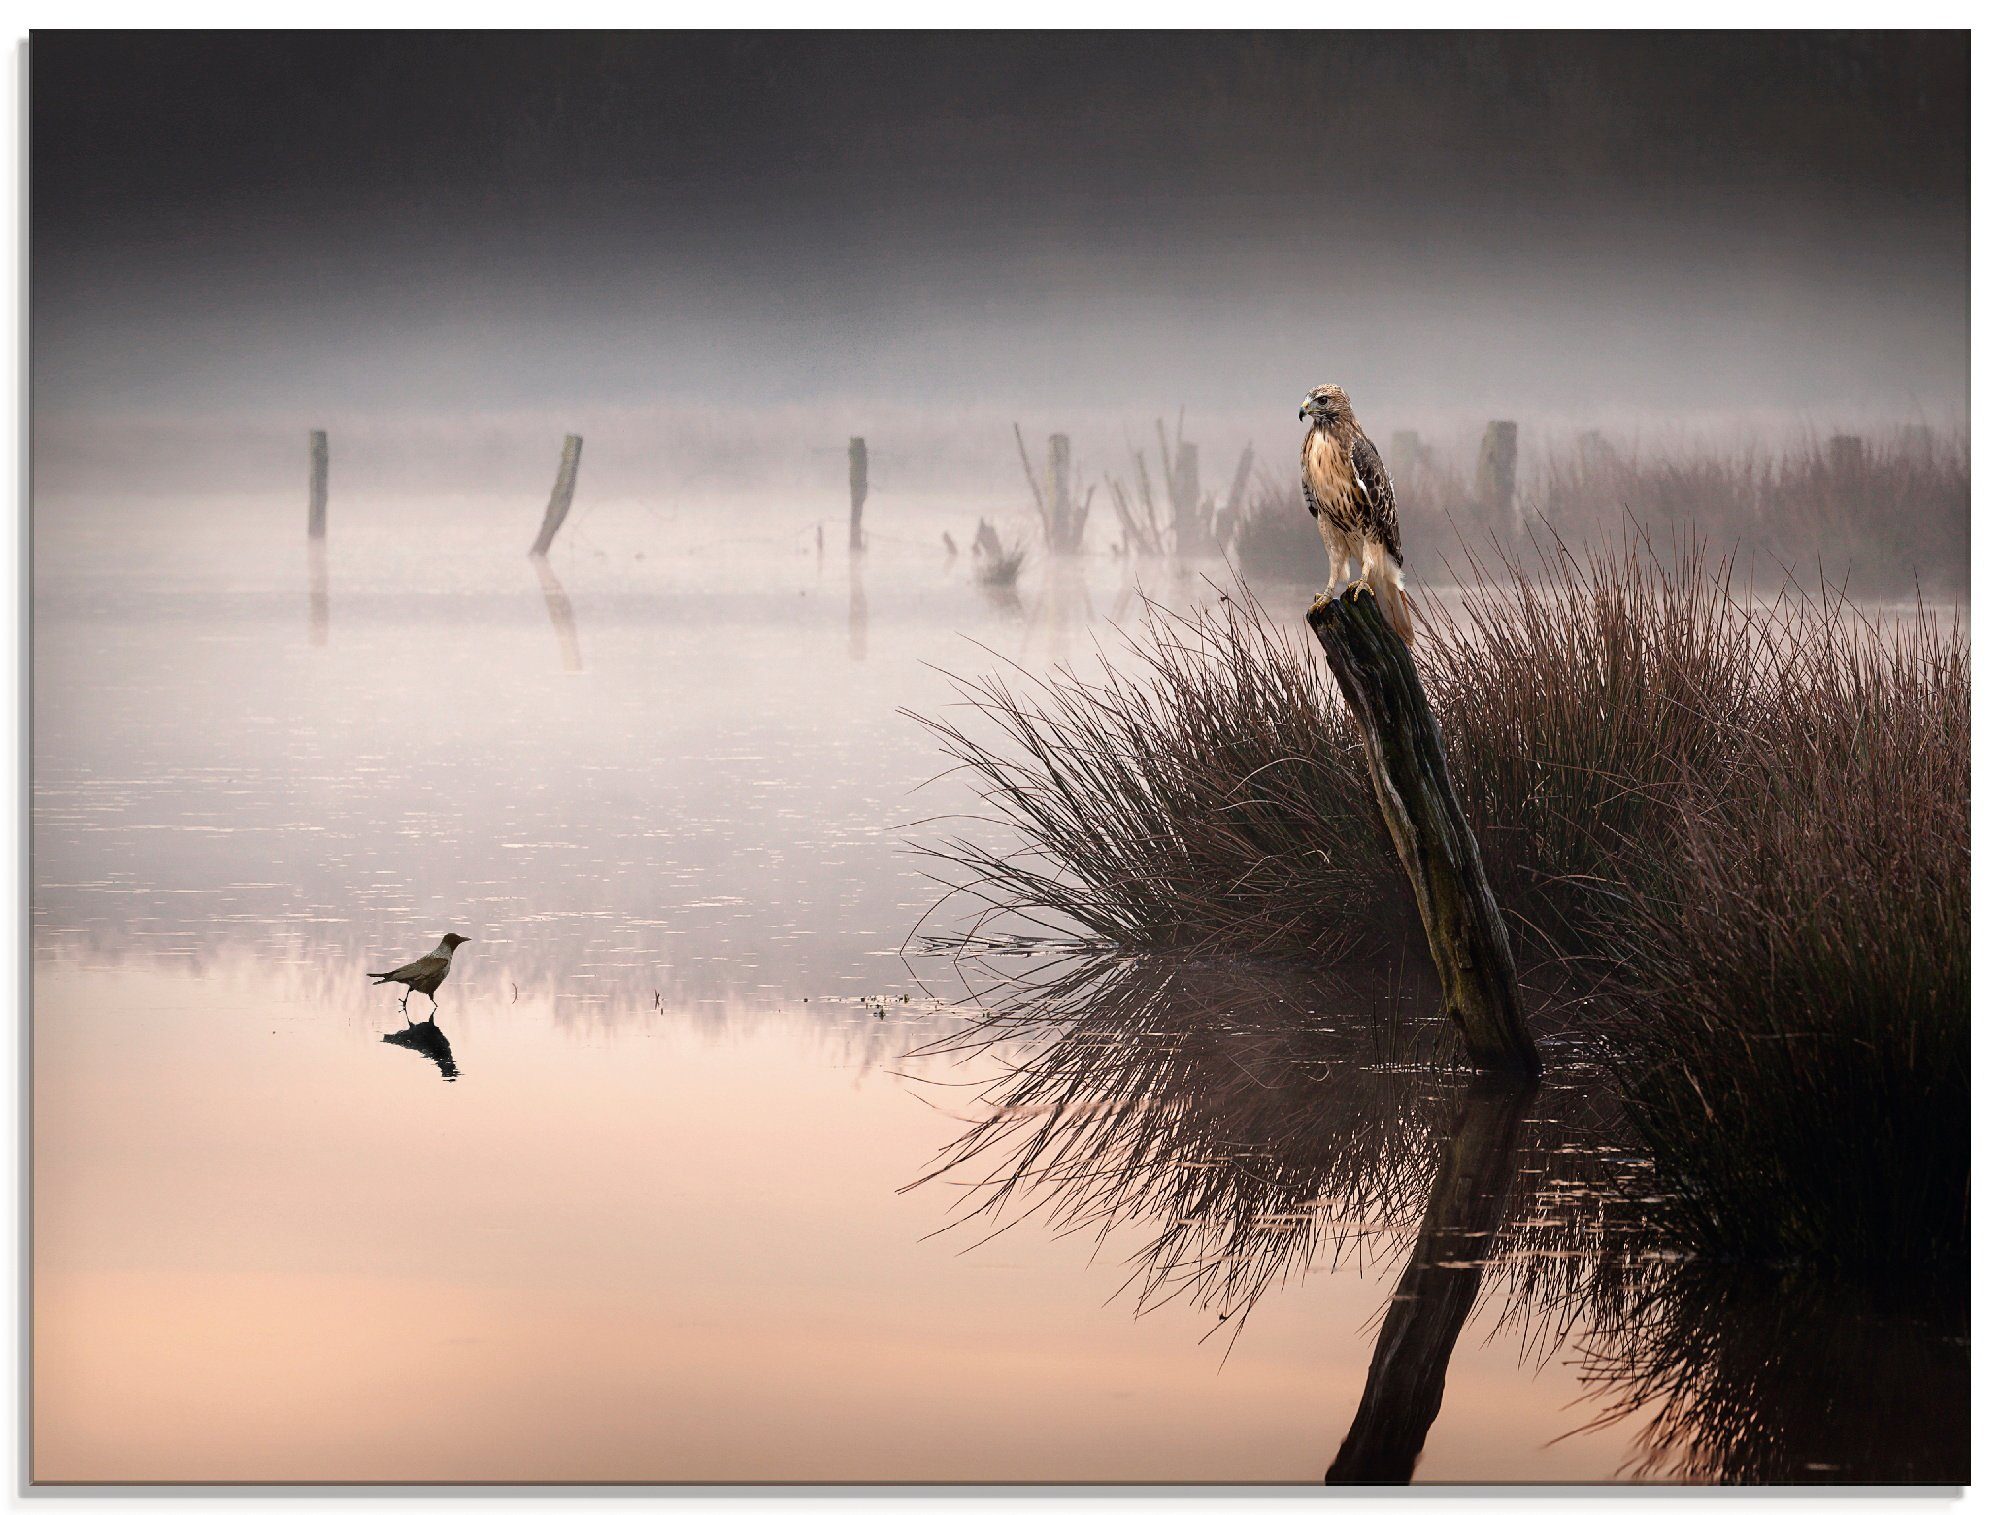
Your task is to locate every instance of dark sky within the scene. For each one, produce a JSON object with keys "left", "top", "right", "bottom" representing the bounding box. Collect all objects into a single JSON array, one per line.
[{"left": 31, "top": 32, "right": 1970, "bottom": 422}]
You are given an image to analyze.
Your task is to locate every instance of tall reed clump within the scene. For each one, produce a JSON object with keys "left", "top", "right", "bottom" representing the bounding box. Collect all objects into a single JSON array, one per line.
[
  {"left": 1537, "top": 429, "right": 1968, "bottom": 596},
  {"left": 913, "top": 537, "right": 1968, "bottom": 1283},
  {"left": 909, "top": 592, "right": 1403, "bottom": 960},
  {"left": 1604, "top": 606, "right": 1968, "bottom": 1293}
]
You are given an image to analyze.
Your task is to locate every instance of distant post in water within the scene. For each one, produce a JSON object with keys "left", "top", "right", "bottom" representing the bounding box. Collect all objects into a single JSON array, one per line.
[
  {"left": 1305, "top": 588, "right": 1541, "bottom": 1077},
  {"left": 1048, "top": 434, "right": 1073, "bottom": 541},
  {"left": 307, "top": 429, "right": 329, "bottom": 539},
  {"left": 848, "top": 437, "right": 869, "bottom": 552},
  {"left": 529, "top": 434, "right": 584, "bottom": 557},
  {"left": 1388, "top": 430, "right": 1423, "bottom": 485},
  {"left": 1474, "top": 421, "right": 1518, "bottom": 532}
]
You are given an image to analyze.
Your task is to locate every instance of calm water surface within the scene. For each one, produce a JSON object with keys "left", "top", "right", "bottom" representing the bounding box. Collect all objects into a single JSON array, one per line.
[{"left": 32, "top": 488, "right": 1965, "bottom": 1483}]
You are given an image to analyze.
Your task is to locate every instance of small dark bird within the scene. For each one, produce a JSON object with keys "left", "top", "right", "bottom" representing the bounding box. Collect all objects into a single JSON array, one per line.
[
  {"left": 367, "top": 932, "right": 471, "bottom": 1016},
  {"left": 1299, "top": 384, "right": 1414, "bottom": 640}
]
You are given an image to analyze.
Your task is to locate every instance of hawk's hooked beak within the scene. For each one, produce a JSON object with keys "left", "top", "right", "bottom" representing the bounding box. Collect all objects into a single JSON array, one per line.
[{"left": 1298, "top": 399, "right": 1314, "bottom": 421}]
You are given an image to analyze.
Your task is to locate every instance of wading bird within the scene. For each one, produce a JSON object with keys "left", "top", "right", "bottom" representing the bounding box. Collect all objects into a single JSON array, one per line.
[
  {"left": 1299, "top": 384, "right": 1414, "bottom": 640},
  {"left": 368, "top": 932, "right": 471, "bottom": 1016}
]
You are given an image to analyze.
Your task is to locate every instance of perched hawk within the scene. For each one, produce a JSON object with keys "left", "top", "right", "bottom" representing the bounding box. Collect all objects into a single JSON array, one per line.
[{"left": 1299, "top": 384, "right": 1414, "bottom": 640}]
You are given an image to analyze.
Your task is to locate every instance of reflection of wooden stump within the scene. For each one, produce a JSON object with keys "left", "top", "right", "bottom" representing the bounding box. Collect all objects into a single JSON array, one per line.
[
  {"left": 1307, "top": 589, "right": 1539, "bottom": 1076},
  {"left": 307, "top": 540, "right": 329, "bottom": 647},
  {"left": 848, "top": 555, "right": 868, "bottom": 662},
  {"left": 1328, "top": 1078, "right": 1534, "bottom": 1483},
  {"left": 533, "top": 556, "right": 583, "bottom": 673}
]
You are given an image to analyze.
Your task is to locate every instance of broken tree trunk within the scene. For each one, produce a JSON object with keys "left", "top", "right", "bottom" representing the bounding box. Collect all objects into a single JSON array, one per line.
[
  {"left": 848, "top": 437, "right": 869, "bottom": 551},
  {"left": 1306, "top": 588, "right": 1541, "bottom": 1077},
  {"left": 307, "top": 429, "right": 329, "bottom": 539},
  {"left": 529, "top": 434, "right": 584, "bottom": 557}
]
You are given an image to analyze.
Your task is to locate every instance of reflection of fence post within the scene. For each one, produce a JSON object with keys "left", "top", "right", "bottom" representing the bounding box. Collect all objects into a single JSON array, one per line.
[
  {"left": 848, "top": 437, "right": 869, "bottom": 552},
  {"left": 1474, "top": 421, "right": 1518, "bottom": 533},
  {"left": 1327, "top": 1079, "right": 1535, "bottom": 1484},
  {"left": 307, "top": 539, "right": 328, "bottom": 647},
  {"left": 847, "top": 554, "right": 868, "bottom": 661},
  {"left": 308, "top": 429, "right": 329, "bottom": 539},
  {"left": 1307, "top": 588, "right": 1540, "bottom": 1076},
  {"left": 529, "top": 434, "right": 584, "bottom": 557}
]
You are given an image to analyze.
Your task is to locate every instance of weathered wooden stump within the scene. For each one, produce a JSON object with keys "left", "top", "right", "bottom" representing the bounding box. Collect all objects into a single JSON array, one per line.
[
  {"left": 1327, "top": 1077, "right": 1535, "bottom": 1483},
  {"left": 1307, "top": 587, "right": 1540, "bottom": 1076},
  {"left": 848, "top": 437, "right": 869, "bottom": 552},
  {"left": 1160, "top": 427, "right": 1215, "bottom": 555},
  {"left": 529, "top": 434, "right": 584, "bottom": 557},
  {"left": 307, "top": 429, "right": 329, "bottom": 539},
  {"left": 1012, "top": 426, "right": 1090, "bottom": 553}
]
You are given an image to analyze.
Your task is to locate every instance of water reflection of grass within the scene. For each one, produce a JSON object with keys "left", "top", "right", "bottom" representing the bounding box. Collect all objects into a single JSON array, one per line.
[
  {"left": 913, "top": 536, "right": 1968, "bottom": 1293},
  {"left": 904, "top": 957, "right": 1966, "bottom": 1485}
]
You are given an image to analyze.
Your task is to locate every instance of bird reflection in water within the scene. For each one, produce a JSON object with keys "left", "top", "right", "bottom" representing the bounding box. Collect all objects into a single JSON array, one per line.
[
  {"left": 903, "top": 956, "right": 1968, "bottom": 1486},
  {"left": 381, "top": 1015, "right": 460, "bottom": 1081}
]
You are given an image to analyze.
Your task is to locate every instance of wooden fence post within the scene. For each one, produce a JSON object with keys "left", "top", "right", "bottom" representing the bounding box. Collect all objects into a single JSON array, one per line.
[
  {"left": 529, "top": 434, "right": 584, "bottom": 557},
  {"left": 1047, "top": 433, "right": 1073, "bottom": 547},
  {"left": 308, "top": 430, "right": 329, "bottom": 539},
  {"left": 1474, "top": 421, "right": 1518, "bottom": 532},
  {"left": 848, "top": 437, "right": 869, "bottom": 551},
  {"left": 1306, "top": 588, "right": 1540, "bottom": 1076}
]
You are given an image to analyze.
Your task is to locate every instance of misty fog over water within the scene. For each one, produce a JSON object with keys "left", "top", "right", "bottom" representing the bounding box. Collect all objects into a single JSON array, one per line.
[{"left": 35, "top": 34, "right": 1968, "bottom": 510}]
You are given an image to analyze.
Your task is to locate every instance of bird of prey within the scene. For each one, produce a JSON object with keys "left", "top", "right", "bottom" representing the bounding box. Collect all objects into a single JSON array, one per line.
[
  {"left": 1299, "top": 384, "right": 1414, "bottom": 640},
  {"left": 367, "top": 931, "right": 471, "bottom": 1016}
]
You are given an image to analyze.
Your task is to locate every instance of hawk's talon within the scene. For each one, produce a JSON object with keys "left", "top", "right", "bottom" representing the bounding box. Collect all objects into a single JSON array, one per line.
[{"left": 1341, "top": 578, "right": 1375, "bottom": 602}]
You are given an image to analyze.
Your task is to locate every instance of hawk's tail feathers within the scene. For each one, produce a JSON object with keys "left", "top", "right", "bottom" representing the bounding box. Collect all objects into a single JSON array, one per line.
[{"left": 1369, "top": 555, "right": 1417, "bottom": 642}]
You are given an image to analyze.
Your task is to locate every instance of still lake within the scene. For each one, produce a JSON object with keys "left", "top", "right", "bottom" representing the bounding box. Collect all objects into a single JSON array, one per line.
[{"left": 31, "top": 485, "right": 1965, "bottom": 1484}]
